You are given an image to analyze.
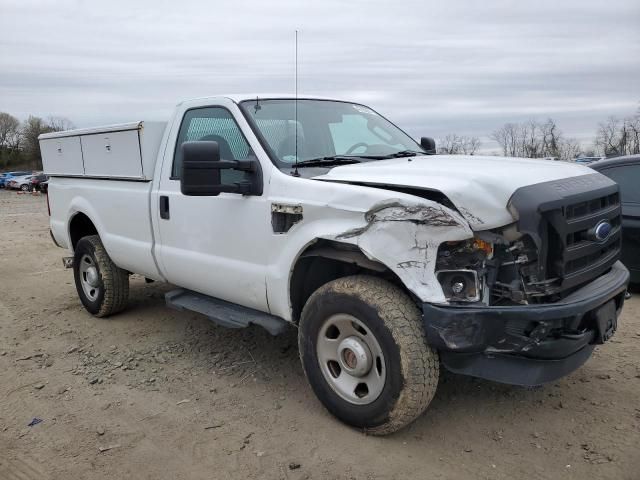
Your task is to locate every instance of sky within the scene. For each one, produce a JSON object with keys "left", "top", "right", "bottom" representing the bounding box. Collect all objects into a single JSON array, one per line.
[{"left": 1, "top": 0, "right": 639, "bottom": 152}]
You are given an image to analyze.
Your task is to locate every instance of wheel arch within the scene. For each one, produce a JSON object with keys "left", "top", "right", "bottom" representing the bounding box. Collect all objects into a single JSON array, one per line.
[
  {"left": 289, "top": 239, "right": 408, "bottom": 324},
  {"left": 68, "top": 211, "right": 99, "bottom": 251}
]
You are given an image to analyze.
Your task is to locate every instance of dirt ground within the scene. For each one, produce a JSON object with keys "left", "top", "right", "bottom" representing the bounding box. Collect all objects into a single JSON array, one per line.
[{"left": 0, "top": 189, "right": 639, "bottom": 480}]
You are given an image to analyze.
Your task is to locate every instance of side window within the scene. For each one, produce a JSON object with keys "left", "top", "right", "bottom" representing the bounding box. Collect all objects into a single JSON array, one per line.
[
  {"left": 172, "top": 107, "right": 252, "bottom": 184},
  {"left": 599, "top": 165, "right": 640, "bottom": 203}
]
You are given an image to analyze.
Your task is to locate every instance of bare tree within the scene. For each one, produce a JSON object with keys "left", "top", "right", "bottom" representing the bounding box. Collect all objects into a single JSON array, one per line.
[
  {"left": 0, "top": 112, "right": 22, "bottom": 168},
  {"left": 595, "top": 114, "right": 640, "bottom": 157},
  {"left": 557, "top": 137, "right": 581, "bottom": 161},
  {"left": 0, "top": 112, "right": 20, "bottom": 148},
  {"left": 540, "top": 118, "right": 561, "bottom": 158},
  {"left": 492, "top": 118, "right": 580, "bottom": 160},
  {"left": 21, "top": 116, "right": 56, "bottom": 169},
  {"left": 438, "top": 134, "right": 481, "bottom": 155},
  {"left": 461, "top": 136, "right": 481, "bottom": 155},
  {"left": 47, "top": 116, "right": 75, "bottom": 132},
  {"left": 491, "top": 123, "right": 521, "bottom": 157}
]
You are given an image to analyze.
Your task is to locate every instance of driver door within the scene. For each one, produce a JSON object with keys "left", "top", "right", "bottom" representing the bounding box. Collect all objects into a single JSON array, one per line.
[{"left": 155, "top": 105, "right": 271, "bottom": 311}]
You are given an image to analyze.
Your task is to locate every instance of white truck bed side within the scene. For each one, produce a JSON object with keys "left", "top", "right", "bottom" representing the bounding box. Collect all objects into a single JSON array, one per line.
[{"left": 47, "top": 177, "right": 163, "bottom": 280}]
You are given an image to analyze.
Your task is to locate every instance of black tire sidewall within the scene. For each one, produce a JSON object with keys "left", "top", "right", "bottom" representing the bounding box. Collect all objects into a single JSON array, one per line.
[
  {"left": 299, "top": 290, "right": 404, "bottom": 430},
  {"left": 73, "top": 238, "right": 106, "bottom": 315}
]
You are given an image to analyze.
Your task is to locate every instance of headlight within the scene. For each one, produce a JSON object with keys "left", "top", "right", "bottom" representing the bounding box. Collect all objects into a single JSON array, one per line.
[
  {"left": 435, "top": 237, "right": 493, "bottom": 302},
  {"left": 436, "top": 269, "right": 480, "bottom": 302}
]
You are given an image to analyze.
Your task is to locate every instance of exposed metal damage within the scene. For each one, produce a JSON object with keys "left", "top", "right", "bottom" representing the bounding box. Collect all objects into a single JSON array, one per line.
[
  {"left": 271, "top": 203, "right": 303, "bottom": 233},
  {"left": 325, "top": 199, "right": 474, "bottom": 303}
]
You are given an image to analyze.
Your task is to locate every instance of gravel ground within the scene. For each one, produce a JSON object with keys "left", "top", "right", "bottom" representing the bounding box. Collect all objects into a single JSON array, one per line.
[{"left": 1, "top": 189, "right": 639, "bottom": 479}]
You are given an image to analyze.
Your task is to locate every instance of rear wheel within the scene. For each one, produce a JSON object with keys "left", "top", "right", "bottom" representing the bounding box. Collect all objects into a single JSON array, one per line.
[
  {"left": 298, "top": 275, "right": 439, "bottom": 435},
  {"left": 20, "top": 184, "right": 30, "bottom": 191},
  {"left": 73, "top": 235, "right": 129, "bottom": 317}
]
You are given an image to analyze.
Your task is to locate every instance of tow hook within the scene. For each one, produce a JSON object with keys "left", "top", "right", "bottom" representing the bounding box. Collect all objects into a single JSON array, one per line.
[{"left": 62, "top": 257, "right": 74, "bottom": 268}]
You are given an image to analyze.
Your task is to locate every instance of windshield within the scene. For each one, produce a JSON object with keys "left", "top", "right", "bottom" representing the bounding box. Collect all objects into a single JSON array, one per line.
[{"left": 239, "top": 99, "right": 423, "bottom": 167}]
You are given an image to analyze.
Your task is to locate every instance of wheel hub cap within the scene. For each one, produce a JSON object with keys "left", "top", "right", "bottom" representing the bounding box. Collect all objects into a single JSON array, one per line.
[
  {"left": 316, "top": 314, "right": 386, "bottom": 405},
  {"left": 79, "top": 254, "right": 100, "bottom": 301},
  {"left": 338, "top": 336, "right": 372, "bottom": 377},
  {"left": 85, "top": 267, "right": 99, "bottom": 287}
]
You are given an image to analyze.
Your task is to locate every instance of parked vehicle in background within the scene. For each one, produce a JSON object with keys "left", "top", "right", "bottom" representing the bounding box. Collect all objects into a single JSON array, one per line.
[
  {"left": 575, "top": 156, "right": 604, "bottom": 165},
  {"left": 39, "top": 179, "right": 49, "bottom": 193},
  {"left": 40, "top": 94, "right": 629, "bottom": 434},
  {"left": 30, "top": 174, "right": 49, "bottom": 191},
  {"left": 0, "top": 171, "right": 32, "bottom": 188},
  {"left": 591, "top": 154, "right": 640, "bottom": 284},
  {"left": 7, "top": 174, "right": 35, "bottom": 191}
]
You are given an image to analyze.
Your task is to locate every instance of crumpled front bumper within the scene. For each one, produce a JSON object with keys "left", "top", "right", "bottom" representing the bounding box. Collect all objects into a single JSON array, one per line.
[{"left": 422, "top": 261, "right": 629, "bottom": 386}]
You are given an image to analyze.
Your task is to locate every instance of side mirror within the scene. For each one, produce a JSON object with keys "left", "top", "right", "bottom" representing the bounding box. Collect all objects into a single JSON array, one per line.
[
  {"left": 180, "top": 141, "right": 262, "bottom": 196},
  {"left": 420, "top": 137, "right": 437, "bottom": 155}
]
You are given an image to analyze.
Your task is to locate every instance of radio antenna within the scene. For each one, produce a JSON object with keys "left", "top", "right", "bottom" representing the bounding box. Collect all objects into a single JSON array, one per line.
[{"left": 292, "top": 29, "right": 300, "bottom": 177}]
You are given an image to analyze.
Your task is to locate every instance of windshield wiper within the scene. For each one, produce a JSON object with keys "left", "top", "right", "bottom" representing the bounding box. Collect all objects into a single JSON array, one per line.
[
  {"left": 390, "top": 150, "right": 424, "bottom": 157},
  {"left": 346, "top": 150, "right": 426, "bottom": 160},
  {"left": 293, "top": 156, "right": 363, "bottom": 168}
]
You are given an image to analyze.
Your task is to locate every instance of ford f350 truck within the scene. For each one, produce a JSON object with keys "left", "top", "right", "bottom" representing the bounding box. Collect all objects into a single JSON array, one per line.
[{"left": 39, "top": 95, "right": 629, "bottom": 435}]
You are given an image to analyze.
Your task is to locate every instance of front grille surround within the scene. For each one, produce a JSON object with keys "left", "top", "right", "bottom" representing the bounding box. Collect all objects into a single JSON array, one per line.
[
  {"left": 544, "top": 193, "right": 622, "bottom": 293},
  {"left": 507, "top": 173, "right": 622, "bottom": 301}
]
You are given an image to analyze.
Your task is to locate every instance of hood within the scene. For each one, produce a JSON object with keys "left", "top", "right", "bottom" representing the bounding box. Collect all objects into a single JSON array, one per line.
[{"left": 313, "top": 155, "right": 597, "bottom": 230}]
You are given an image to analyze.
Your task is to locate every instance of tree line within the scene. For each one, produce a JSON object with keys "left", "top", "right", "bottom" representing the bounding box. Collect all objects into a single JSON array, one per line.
[
  {"left": 438, "top": 104, "right": 640, "bottom": 159},
  {"left": 0, "top": 112, "right": 74, "bottom": 170},
  {"left": 1, "top": 104, "right": 639, "bottom": 170}
]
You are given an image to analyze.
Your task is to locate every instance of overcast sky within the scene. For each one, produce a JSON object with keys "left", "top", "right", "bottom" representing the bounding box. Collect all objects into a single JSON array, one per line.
[{"left": 1, "top": 0, "right": 639, "bottom": 152}]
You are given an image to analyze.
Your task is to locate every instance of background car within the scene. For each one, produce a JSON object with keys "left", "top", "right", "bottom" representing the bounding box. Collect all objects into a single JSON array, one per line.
[
  {"left": 30, "top": 173, "right": 49, "bottom": 191},
  {"left": 591, "top": 154, "right": 640, "bottom": 284},
  {"left": 575, "top": 156, "right": 604, "bottom": 164},
  {"left": 7, "top": 174, "right": 35, "bottom": 191},
  {"left": 0, "top": 171, "right": 32, "bottom": 188}
]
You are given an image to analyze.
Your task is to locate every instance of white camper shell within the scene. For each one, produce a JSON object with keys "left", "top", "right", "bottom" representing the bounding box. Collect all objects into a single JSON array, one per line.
[{"left": 39, "top": 121, "right": 166, "bottom": 180}]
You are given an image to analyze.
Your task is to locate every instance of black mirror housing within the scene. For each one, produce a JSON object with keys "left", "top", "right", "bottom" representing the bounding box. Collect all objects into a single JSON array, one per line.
[
  {"left": 420, "top": 137, "right": 437, "bottom": 155},
  {"left": 180, "top": 141, "right": 221, "bottom": 196},
  {"left": 180, "top": 141, "right": 262, "bottom": 197}
]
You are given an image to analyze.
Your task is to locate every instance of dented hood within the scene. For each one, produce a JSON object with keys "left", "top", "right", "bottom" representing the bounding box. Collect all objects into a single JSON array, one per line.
[{"left": 313, "top": 155, "right": 596, "bottom": 230}]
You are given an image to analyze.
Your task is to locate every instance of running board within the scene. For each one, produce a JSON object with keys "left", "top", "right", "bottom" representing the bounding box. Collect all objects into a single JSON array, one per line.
[{"left": 165, "top": 289, "right": 289, "bottom": 336}]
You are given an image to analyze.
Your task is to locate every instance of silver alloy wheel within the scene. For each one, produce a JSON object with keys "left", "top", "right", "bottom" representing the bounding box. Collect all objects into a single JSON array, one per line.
[
  {"left": 79, "top": 254, "right": 100, "bottom": 301},
  {"left": 316, "top": 313, "right": 386, "bottom": 405}
]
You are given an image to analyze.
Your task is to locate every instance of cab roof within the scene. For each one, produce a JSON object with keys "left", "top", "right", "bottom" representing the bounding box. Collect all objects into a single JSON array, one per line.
[{"left": 179, "top": 93, "right": 345, "bottom": 105}]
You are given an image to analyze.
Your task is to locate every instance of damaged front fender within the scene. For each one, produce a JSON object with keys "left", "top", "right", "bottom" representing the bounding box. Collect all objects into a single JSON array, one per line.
[{"left": 324, "top": 198, "right": 473, "bottom": 303}]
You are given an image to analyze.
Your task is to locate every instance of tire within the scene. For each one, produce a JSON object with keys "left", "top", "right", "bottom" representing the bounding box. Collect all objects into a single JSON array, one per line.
[
  {"left": 298, "top": 275, "right": 439, "bottom": 435},
  {"left": 73, "top": 235, "right": 129, "bottom": 317},
  {"left": 20, "top": 184, "right": 29, "bottom": 191}
]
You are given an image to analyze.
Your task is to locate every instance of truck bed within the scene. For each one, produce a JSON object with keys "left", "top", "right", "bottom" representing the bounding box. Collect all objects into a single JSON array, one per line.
[{"left": 40, "top": 121, "right": 167, "bottom": 281}]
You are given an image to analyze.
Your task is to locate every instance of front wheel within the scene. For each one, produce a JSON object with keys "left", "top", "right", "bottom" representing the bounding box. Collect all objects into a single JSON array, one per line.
[
  {"left": 73, "top": 235, "right": 129, "bottom": 317},
  {"left": 298, "top": 275, "right": 439, "bottom": 435}
]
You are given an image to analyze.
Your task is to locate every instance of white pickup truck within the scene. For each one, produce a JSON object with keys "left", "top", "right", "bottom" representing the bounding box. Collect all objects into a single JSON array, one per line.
[{"left": 40, "top": 94, "right": 629, "bottom": 434}]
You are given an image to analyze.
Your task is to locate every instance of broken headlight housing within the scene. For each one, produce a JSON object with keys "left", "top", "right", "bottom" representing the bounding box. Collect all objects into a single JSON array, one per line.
[
  {"left": 435, "top": 239, "right": 492, "bottom": 303},
  {"left": 436, "top": 269, "right": 480, "bottom": 302}
]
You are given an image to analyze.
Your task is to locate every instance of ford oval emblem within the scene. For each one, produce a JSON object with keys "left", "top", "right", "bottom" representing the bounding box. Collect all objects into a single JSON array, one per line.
[{"left": 594, "top": 220, "right": 612, "bottom": 242}]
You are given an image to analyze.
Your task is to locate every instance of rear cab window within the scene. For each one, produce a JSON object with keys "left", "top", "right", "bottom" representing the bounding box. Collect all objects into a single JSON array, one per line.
[{"left": 172, "top": 107, "right": 253, "bottom": 185}]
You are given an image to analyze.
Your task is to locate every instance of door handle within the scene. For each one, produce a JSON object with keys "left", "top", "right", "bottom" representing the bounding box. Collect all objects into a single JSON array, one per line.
[{"left": 160, "top": 196, "right": 170, "bottom": 220}]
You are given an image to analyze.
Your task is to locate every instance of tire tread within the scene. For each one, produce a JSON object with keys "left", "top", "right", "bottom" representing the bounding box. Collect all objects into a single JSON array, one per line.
[
  {"left": 81, "top": 235, "right": 129, "bottom": 317},
  {"left": 300, "top": 275, "right": 439, "bottom": 435}
]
